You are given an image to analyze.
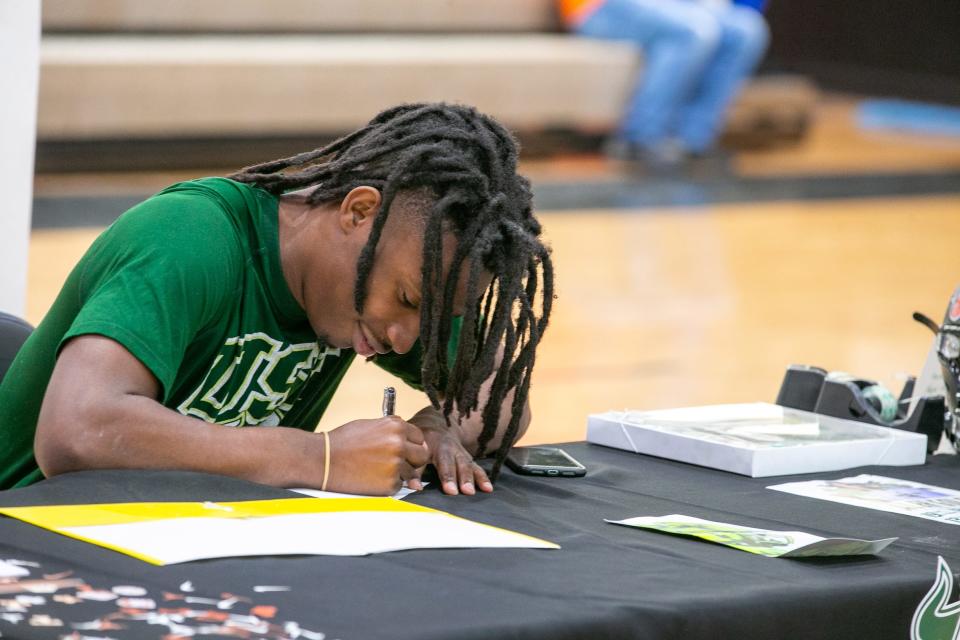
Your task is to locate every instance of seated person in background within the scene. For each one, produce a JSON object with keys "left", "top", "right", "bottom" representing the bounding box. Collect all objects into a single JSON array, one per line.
[
  {"left": 0, "top": 103, "right": 554, "bottom": 497},
  {"left": 559, "top": 0, "right": 769, "bottom": 166}
]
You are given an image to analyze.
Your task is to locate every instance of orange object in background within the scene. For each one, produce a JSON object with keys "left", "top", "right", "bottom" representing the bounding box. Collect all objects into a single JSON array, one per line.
[{"left": 557, "top": 0, "right": 604, "bottom": 25}]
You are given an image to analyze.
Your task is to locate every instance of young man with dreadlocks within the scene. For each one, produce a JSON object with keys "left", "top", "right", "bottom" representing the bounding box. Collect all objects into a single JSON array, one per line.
[{"left": 0, "top": 103, "right": 553, "bottom": 497}]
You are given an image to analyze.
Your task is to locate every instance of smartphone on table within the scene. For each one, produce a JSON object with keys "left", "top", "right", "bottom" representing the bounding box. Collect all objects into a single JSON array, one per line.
[{"left": 505, "top": 446, "right": 587, "bottom": 477}]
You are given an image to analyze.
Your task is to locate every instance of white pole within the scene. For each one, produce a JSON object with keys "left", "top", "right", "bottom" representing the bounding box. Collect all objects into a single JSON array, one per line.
[{"left": 0, "top": 1, "right": 41, "bottom": 318}]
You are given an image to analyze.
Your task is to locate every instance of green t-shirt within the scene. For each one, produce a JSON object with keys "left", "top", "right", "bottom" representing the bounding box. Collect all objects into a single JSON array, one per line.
[{"left": 0, "top": 178, "right": 453, "bottom": 490}]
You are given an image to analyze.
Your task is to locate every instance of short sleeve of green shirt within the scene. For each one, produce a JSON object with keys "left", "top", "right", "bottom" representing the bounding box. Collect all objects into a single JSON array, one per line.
[{"left": 62, "top": 189, "right": 244, "bottom": 399}]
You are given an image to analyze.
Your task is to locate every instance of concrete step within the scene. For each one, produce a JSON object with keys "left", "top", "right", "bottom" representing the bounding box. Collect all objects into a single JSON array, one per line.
[
  {"left": 42, "top": 0, "right": 558, "bottom": 33},
  {"left": 38, "top": 34, "right": 638, "bottom": 140}
]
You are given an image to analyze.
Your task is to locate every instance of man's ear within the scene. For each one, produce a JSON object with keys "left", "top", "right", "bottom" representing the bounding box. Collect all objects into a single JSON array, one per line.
[{"left": 338, "top": 186, "right": 382, "bottom": 234}]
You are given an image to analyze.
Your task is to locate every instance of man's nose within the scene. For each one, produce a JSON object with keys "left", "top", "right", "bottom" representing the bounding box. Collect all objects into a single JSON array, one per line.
[{"left": 386, "top": 314, "right": 420, "bottom": 355}]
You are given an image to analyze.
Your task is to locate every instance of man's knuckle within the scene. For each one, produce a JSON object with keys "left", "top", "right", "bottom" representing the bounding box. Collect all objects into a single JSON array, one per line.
[{"left": 385, "top": 433, "right": 403, "bottom": 449}]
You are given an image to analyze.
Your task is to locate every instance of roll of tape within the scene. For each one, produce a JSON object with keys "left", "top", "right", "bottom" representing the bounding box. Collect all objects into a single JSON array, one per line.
[{"left": 861, "top": 384, "right": 898, "bottom": 423}]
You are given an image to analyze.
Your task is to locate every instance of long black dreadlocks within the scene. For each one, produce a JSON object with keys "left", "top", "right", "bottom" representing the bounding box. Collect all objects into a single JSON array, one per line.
[{"left": 229, "top": 103, "right": 553, "bottom": 480}]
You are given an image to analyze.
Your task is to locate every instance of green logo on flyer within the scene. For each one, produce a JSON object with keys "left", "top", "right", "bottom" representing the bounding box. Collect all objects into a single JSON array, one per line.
[{"left": 912, "top": 556, "right": 960, "bottom": 640}]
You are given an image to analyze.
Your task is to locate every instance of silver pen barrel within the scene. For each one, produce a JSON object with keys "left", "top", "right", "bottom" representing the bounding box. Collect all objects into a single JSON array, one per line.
[{"left": 382, "top": 386, "right": 396, "bottom": 416}]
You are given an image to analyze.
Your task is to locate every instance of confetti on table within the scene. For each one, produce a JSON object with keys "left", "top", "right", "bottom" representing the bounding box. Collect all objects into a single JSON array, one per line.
[{"left": 0, "top": 561, "right": 28, "bottom": 579}]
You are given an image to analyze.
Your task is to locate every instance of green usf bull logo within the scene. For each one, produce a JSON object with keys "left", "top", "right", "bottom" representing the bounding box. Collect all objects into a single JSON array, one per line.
[
  {"left": 912, "top": 556, "right": 960, "bottom": 640},
  {"left": 177, "top": 332, "right": 339, "bottom": 426}
]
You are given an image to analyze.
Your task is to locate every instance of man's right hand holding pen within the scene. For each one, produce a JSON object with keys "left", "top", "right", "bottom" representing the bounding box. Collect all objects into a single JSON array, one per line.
[
  {"left": 322, "top": 412, "right": 429, "bottom": 497},
  {"left": 323, "top": 375, "right": 530, "bottom": 497}
]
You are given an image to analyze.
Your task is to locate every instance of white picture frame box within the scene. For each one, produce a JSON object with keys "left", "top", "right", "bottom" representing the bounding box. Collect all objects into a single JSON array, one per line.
[{"left": 586, "top": 403, "right": 928, "bottom": 477}]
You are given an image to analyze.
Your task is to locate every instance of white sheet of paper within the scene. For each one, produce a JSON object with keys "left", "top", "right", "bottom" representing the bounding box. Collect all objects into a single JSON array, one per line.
[
  {"left": 60, "top": 510, "right": 556, "bottom": 564},
  {"left": 769, "top": 474, "right": 960, "bottom": 525}
]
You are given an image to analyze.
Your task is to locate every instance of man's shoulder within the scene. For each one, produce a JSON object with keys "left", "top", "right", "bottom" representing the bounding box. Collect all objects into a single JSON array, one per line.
[
  {"left": 146, "top": 177, "right": 269, "bottom": 224},
  {"left": 79, "top": 179, "right": 258, "bottom": 286},
  {"left": 110, "top": 178, "right": 266, "bottom": 248},
  {"left": 156, "top": 177, "right": 265, "bottom": 204}
]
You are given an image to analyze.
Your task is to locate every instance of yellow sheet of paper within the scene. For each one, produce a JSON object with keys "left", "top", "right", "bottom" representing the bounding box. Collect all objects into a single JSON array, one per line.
[{"left": 0, "top": 497, "right": 558, "bottom": 565}]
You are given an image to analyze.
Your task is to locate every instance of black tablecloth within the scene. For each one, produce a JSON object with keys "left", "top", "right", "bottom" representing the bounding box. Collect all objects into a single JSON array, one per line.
[{"left": 2, "top": 443, "right": 959, "bottom": 640}]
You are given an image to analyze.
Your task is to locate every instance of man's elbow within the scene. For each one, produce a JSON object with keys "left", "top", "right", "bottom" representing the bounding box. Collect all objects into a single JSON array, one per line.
[
  {"left": 34, "top": 401, "right": 111, "bottom": 478},
  {"left": 35, "top": 424, "right": 79, "bottom": 478}
]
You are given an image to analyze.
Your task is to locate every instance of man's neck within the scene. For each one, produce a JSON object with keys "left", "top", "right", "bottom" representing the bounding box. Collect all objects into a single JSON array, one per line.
[{"left": 277, "top": 194, "right": 335, "bottom": 312}]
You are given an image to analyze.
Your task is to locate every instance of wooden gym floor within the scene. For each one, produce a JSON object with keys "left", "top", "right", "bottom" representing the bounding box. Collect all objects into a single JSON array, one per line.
[{"left": 28, "top": 97, "right": 960, "bottom": 447}]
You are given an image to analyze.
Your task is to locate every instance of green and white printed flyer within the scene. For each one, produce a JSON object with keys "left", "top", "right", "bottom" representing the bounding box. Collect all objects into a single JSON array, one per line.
[{"left": 606, "top": 514, "right": 896, "bottom": 558}]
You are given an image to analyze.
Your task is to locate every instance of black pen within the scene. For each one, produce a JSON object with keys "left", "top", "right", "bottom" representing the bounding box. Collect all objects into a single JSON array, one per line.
[{"left": 382, "top": 386, "right": 396, "bottom": 417}]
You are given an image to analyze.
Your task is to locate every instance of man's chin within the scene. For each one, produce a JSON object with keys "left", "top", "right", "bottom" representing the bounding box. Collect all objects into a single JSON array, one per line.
[{"left": 315, "top": 334, "right": 335, "bottom": 349}]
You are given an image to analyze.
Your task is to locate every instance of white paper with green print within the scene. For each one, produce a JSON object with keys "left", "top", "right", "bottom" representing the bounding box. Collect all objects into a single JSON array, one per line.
[
  {"left": 606, "top": 514, "right": 897, "bottom": 557},
  {"left": 768, "top": 474, "right": 960, "bottom": 526}
]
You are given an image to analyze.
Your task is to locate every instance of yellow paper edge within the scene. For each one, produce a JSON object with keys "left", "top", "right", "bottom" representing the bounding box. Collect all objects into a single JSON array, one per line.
[{"left": 0, "top": 497, "right": 425, "bottom": 528}]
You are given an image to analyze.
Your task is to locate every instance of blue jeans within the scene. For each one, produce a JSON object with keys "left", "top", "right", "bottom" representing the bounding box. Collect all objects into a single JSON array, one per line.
[{"left": 576, "top": 0, "right": 769, "bottom": 153}]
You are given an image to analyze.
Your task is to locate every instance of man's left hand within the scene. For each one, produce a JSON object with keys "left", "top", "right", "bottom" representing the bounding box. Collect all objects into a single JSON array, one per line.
[{"left": 407, "top": 407, "right": 493, "bottom": 496}]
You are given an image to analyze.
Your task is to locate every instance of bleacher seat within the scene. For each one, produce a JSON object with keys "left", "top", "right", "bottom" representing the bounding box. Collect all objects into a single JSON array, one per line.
[
  {"left": 38, "top": 34, "right": 639, "bottom": 139},
  {"left": 39, "top": 0, "right": 639, "bottom": 141}
]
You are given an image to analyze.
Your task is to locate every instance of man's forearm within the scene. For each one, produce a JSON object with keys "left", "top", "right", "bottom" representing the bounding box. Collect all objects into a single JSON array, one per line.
[
  {"left": 36, "top": 334, "right": 428, "bottom": 496},
  {"left": 36, "top": 391, "right": 323, "bottom": 487}
]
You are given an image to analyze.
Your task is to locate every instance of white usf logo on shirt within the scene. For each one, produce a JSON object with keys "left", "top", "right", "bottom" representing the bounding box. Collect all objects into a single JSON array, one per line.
[{"left": 177, "top": 332, "right": 340, "bottom": 426}]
